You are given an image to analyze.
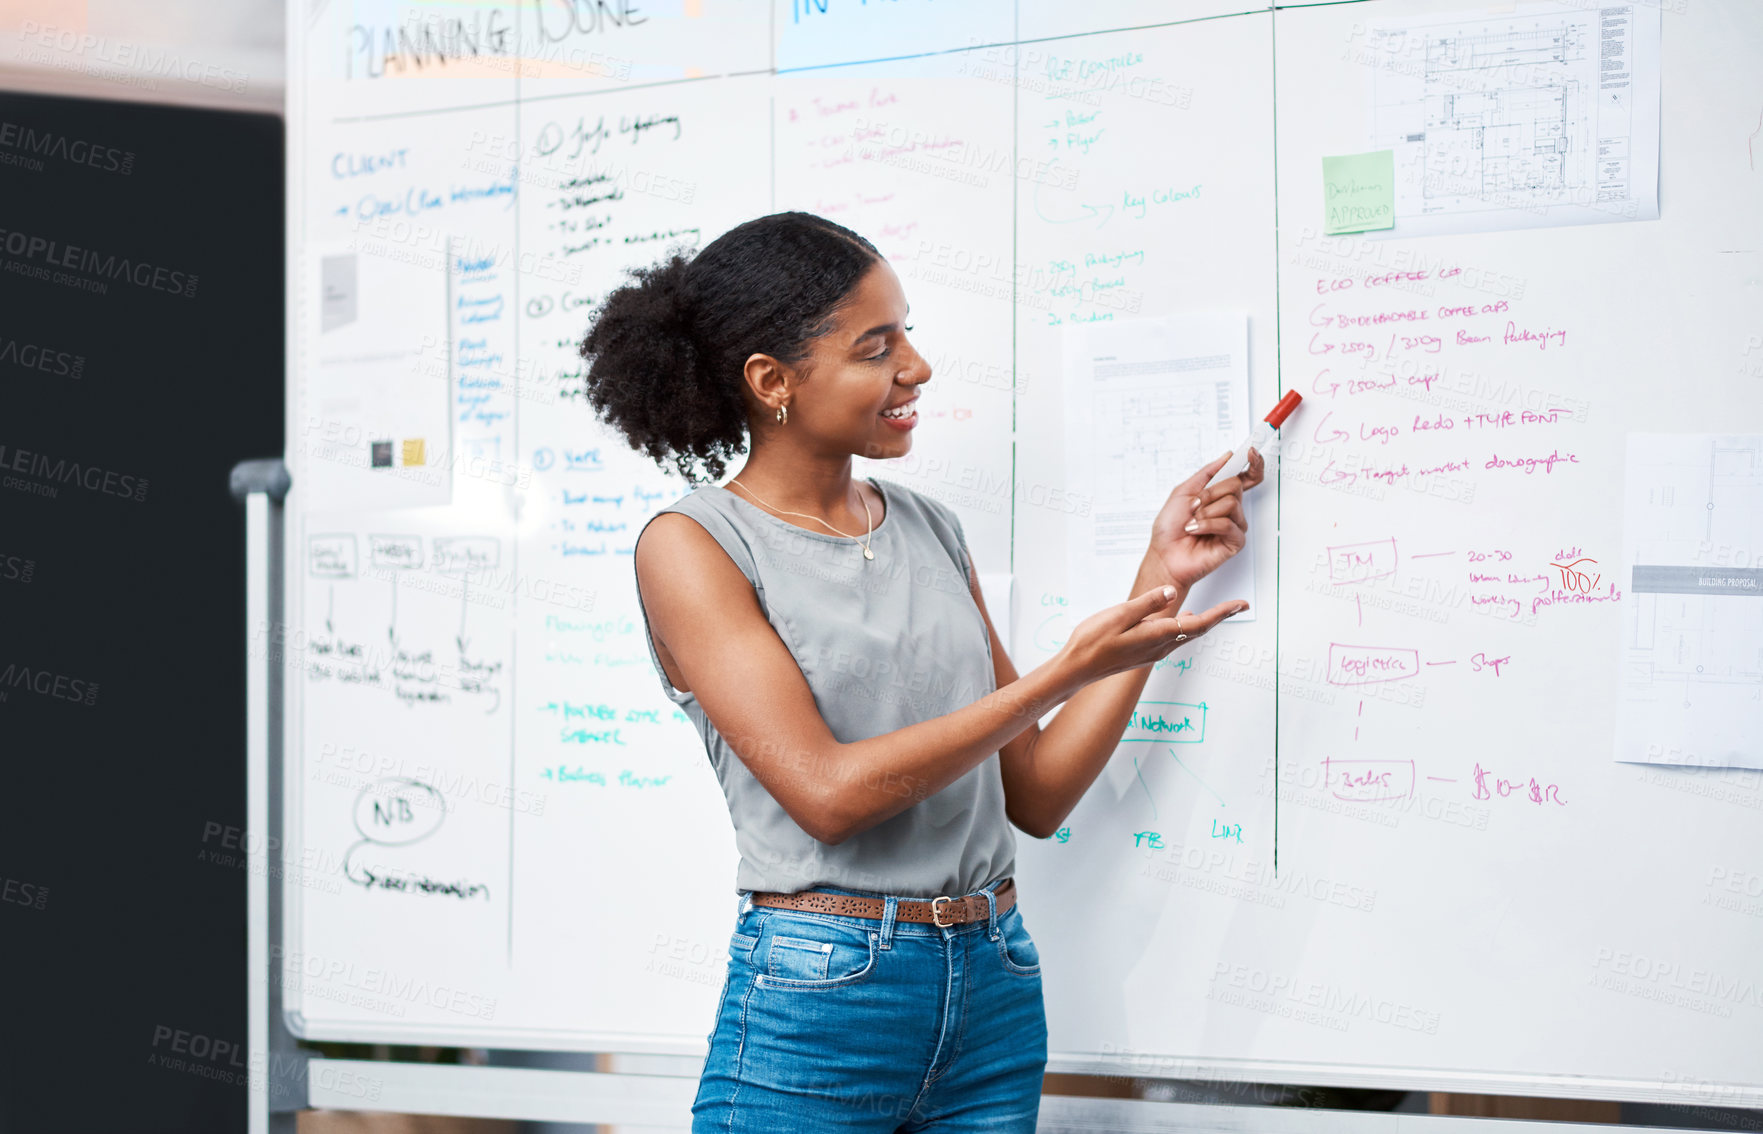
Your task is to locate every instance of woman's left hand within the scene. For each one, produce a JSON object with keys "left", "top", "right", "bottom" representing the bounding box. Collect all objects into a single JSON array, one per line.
[{"left": 1148, "top": 447, "right": 1267, "bottom": 589}]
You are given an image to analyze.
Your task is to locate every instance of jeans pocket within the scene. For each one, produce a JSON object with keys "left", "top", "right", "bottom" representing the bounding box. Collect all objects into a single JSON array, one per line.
[
  {"left": 756, "top": 915, "right": 878, "bottom": 990},
  {"left": 995, "top": 908, "right": 1041, "bottom": 976}
]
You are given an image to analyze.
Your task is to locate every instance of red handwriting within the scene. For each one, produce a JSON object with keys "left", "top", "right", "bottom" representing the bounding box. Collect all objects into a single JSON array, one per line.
[
  {"left": 1472, "top": 762, "right": 1567, "bottom": 806},
  {"left": 1550, "top": 557, "right": 1601, "bottom": 592}
]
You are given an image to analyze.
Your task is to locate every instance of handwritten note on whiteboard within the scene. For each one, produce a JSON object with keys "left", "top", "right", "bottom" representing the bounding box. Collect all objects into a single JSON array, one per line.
[{"left": 1322, "top": 150, "right": 1395, "bottom": 235}]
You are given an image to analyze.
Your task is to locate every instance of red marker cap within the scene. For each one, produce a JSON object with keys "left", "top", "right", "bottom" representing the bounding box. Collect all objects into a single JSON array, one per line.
[{"left": 1264, "top": 389, "right": 1303, "bottom": 428}]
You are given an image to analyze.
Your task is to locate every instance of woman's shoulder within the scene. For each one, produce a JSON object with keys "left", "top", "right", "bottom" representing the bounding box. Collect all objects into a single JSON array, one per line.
[
  {"left": 637, "top": 484, "right": 763, "bottom": 585},
  {"left": 639, "top": 483, "right": 758, "bottom": 553},
  {"left": 645, "top": 482, "right": 744, "bottom": 526}
]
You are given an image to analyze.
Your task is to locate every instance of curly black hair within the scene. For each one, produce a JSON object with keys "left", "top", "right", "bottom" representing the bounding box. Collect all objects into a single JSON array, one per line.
[{"left": 576, "top": 211, "right": 882, "bottom": 484}]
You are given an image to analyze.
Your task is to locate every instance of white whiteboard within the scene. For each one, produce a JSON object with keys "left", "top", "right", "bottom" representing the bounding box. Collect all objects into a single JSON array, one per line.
[{"left": 283, "top": 0, "right": 1763, "bottom": 1103}]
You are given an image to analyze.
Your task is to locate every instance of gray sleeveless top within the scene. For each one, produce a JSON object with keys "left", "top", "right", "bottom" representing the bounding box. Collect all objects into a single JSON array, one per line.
[{"left": 634, "top": 476, "right": 1016, "bottom": 898}]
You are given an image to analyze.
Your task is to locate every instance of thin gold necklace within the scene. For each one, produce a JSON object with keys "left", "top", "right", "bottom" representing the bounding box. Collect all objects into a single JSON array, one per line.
[{"left": 727, "top": 477, "right": 876, "bottom": 561}]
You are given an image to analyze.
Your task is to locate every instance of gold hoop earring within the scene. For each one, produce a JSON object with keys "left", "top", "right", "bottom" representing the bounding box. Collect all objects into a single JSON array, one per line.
[{"left": 775, "top": 403, "right": 788, "bottom": 425}]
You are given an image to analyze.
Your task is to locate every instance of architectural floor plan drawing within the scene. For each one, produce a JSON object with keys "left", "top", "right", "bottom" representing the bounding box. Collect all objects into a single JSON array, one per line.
[
  {"left": 1617, "top": 435, "right": 1763, "bottom": 769},
  {"left": 1061, "top": 313, "right": 1256, "bottom": 625},
  {"left": 1363, "top": 2, "right": 1660, "bottom": 235}
]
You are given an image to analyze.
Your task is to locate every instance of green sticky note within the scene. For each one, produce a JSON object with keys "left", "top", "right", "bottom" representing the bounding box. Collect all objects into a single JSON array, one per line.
[{"left": 1322, "top": 150, "right": 1395, "bottom": 235}]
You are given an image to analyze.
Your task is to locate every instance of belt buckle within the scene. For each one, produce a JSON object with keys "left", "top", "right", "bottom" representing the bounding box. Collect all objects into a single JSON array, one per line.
[{"left": 930, "top": 895, "right": 957, "bottom": 928}]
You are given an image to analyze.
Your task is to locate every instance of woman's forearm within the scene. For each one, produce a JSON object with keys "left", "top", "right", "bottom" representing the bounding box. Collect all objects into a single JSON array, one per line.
[
  {"left": 998, "top": 552, "right": 1185, "bottom": 837},
  {"left": 774, "top": 652, "right": 1089, "bottom": 845}
]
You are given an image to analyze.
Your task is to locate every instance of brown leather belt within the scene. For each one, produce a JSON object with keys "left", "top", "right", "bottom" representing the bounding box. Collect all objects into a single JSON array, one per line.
[{"left": 752, "top": 877, "right": 1015, "bottom": 928}]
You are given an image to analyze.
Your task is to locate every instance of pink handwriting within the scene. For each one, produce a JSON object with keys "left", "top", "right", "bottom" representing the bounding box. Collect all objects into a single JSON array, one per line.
[
  {"left": 1469, "top": 651, "right": 1511, "bottom": 676},
  {"left": 1484, "top": 450, "right": 1578, "bottom": 474},
  {"left": 1471, "top": 762, "right": 1567, "bottom": 806},
  {"left": 1308, "top": 304, "right": 1432, "bottom": 328},
  {"left": 1469, "top": 594, "right": 1523, "bottom": 619},
  {"left": 1503, "top": 321, "right": 1568, "bottom": 350},
  {"left": 1324, "top": 757, "right": 1415, "bottom": 803},
  {"left": 1434, "top": 300, "right": 1509, "bottom": 318},
  {"left": 1386, "top": 331, "right": 1442, "bottom": 355},
  {"left": 1320, "top": 460, "right": 1410, "bottom": 487},
  {"left": 1312, "top": 368, "right": 1440, "bottom": 400},
  {"left": 1462, "top": 409, "right": 1569, "bottom": 429},
  {"left": 1327, "top": 644, "right": 1421, "bottom": 686},
  {"left": 1313, "top": 409, "right": 1349, "bottom": 444},
  {"left": 1328, "top": 538, "right": 1399, "bottom": 585},
  {"left": 1314, "top": 271, "right": 1434, "bottom": 293},
  {"left": 1308, "top": 332, "right": 1378, "bottom": 358},
  {"left": 1531, "top": 582, "right": 1624, "bottom": 615}
]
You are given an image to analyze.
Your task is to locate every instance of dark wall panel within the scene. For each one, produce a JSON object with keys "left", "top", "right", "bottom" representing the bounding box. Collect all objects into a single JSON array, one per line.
[{"left": 0, "top": 89, "right": 283, "bottom": 1134}]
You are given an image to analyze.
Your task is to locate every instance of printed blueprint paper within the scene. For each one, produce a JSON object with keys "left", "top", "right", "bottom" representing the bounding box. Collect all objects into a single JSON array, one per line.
[
  {"left": 1061, "top": 313, "right": 1254, "bottom": 624},
  {"left": 1616, "top": 435, "right": 1763, "bottom": 770},
  {"left": 1362, "top": 2, "right": 1660, "bottom": 237}
]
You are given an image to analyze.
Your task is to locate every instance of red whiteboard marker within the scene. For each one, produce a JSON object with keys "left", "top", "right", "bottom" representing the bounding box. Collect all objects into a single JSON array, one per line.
[{"left": 1206, "top": 389, "right": 1302, "bottom": 487}]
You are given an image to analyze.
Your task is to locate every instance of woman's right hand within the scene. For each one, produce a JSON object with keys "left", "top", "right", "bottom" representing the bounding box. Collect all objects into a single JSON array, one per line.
[{"left": 1056, "top": 585, "right": 1249, "bottom": 685}]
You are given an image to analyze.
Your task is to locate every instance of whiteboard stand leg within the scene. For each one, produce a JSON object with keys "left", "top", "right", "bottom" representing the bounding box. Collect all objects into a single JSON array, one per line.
[{"left": 232, "top": 459, "right": 301, "bottom": 1133}]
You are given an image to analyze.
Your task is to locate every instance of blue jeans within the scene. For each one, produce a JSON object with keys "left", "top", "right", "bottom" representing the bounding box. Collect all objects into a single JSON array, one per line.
[{"left": 692, "top": 878, "right": 1049, "bottom": 1132}]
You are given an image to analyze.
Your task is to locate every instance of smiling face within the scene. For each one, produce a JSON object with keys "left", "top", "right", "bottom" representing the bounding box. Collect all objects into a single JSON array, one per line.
[{"left": 782, "top": 259, "right": 932, "bottom": 462}]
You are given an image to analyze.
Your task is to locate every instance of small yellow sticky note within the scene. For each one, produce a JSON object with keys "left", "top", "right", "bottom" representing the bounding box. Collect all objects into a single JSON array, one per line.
[
  {"left": 401, "top": 439, "right": 426, "bottom": 467},
  {"left": 1322, "top": 150, "right": 1395, "bottom": 235}
]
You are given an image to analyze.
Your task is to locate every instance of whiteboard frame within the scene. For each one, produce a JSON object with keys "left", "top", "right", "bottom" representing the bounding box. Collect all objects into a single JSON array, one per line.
[
  {"left": 277, "top": 0, "right": 1763, "bottom": 1111},
  {"left": 301, "top": 1058, "right": 1746, "bottom": 1131}
]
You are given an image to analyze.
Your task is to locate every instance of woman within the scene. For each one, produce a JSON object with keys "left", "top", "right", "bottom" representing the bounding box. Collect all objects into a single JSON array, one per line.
[{"left": 580, "top": 211, "right": 1263, "bottom": 1132}]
